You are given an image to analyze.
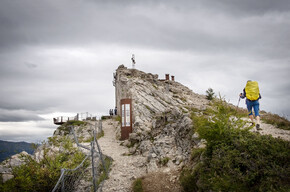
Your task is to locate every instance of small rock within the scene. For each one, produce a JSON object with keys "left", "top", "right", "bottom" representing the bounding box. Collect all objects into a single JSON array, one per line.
[
  {"left": 2, "top": 173, "right": 14, "bottom": 183},
  {"left": 123, "top": 140, "right": 131, "bottom": 147},
  {"left": 129, "top": 147, "right": 136, "bottom": 154},
  {"left": 192, "top": 132, "right": 200, "bottom": 144},
  {"left": 130, "top": 176, "right": 136, "bottom": 180}
]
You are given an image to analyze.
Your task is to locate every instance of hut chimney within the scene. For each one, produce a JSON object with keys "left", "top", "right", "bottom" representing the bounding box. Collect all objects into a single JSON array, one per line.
[{"left": 165, "top": 74, "right": 169, "bottom": 81}]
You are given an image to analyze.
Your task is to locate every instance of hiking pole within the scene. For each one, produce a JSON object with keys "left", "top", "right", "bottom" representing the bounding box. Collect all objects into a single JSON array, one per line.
[{"left": 236, "top": 97, "right": 241, "bottom": 109}]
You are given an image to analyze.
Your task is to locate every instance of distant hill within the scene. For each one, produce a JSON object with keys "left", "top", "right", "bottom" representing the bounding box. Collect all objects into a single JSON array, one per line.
[{"left": 0, "top": 140, "right": 35, "bottom": 162}]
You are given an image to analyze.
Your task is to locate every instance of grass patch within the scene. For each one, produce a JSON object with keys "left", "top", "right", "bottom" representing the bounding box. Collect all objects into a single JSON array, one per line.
[
  {"left": 152, "top": 83, "right": 158, "bottom": 90},
  {"left": 82, "top": 136, "right": 93, "bottom": 142},
  {"left": 96, "top": 130, "right": 104, "bottom": 140},
  {"left": 159, "top": 157, "right": 170, "bottom": 166},
  {"left": 132, "top": 178, "right": 143, "bottom": 192},
  {"left": 66, "top": 120, "right": 86, "bottom": 126},
  {"left": 114, "top": 115, "right": 121, "bottom": 123},
  {"left": 261, "top": 112, "right": 290, "bottom": 130},
  {"left": 96, "top": 156, "right": 112, "bottom": 186}
]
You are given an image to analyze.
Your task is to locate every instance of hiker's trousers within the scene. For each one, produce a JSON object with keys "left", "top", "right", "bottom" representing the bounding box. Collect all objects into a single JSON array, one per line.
[{"left": 246, "top": 99, "right": 260, "bottom": 117}]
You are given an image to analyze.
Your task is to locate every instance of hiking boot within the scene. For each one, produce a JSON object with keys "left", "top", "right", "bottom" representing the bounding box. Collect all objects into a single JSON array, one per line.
[{"left": 256, "top": 124, "right": 262, "bottom": 130}]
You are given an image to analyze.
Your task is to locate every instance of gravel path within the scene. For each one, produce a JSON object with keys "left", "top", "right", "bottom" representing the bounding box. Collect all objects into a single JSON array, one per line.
[
  {"left": 256, "top": 121, "right": 290, "bottom": 141},
  {"left": 240, "top": 118, "right": 290, "bottom": 141},
  {"left": 98, "top": 119, "right": 147, "bottom": 192}
]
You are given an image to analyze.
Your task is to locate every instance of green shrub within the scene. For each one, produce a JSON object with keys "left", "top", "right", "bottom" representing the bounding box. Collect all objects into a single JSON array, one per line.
[
  {"left": 132, "top": 178, "right": 143, "bottom": 192},
  {"left": 115, "top": 115, "right": 121, "bottom": 123},
  {"left": 180, "top": 168, "right": 199, "bottom": 192},
  {"left": 57, "top": 125, "right": 71, "bottom": 135},
  {"left": 181, "top": 99, "right": 290, "bottom": 192},
  {"left": 66, "top": 120, "right": 86, "bottom": 126},
  {"left": 159, "top": 157, "right": 170, "bottom": 166},
  {"left": 48, "top": 136, "right": 58, "bottom": 146},
  {"left": 205, "top": 88, "right": 215, "bottom": 100},
  {"left": 191, "top": 148, "right": 205, "bottom": 160},
  {"left": 96, "top": 130, "right": 104, "bottom": 140},
  {"left": 0, "top": 140, "right": 88, "bottom": 192},
  {"left": 101, "top": 116, "right": 110, "bottom": 120}
]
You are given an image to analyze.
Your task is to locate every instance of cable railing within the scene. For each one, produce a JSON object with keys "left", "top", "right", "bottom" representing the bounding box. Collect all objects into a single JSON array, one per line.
[
  {"left": 51, "top": 120, "right": 111, "bottom": 192},
  {"left": 51, "top": 154, "right": 90, "bottom": 192}
]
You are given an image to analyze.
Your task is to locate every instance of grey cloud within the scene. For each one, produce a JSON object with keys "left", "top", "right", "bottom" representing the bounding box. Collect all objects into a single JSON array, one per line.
[
  {"left": 0, "top": 46, "right": 116, "bottom": 114},
  {"left": 1, "top": 0, "right": 289, "bottom": 61},
  {"left": 25, "top": 62, "right": 38, "bottom": 69},
  {"left": 0, "top": 109, "right": 44, "bottom": 122}
]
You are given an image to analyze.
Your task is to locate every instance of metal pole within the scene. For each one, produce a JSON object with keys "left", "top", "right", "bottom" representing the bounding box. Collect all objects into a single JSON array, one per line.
[
  {"left": 95, "top": 138, "right": 107, "bottom": 176},
  {"left": 237, "top": 97, "right": 241, "bottom": 109},
  {"left": 71, "top": 126, "right": 90, "bottom": 150},
  {"left": 95, "top": 121, "right": 97, "bottom": 134},
  {"left": 61, "top": 169, "right": 65, "bottom": 192},
  {"left": 52, "top": 168, "right": 66, "bottom": 192},
  {"left": 99, "top": 120, "right": 102, "bottom": 133},
  {"left": 91, "top": 141, "right": 96, "bottom": 192}
]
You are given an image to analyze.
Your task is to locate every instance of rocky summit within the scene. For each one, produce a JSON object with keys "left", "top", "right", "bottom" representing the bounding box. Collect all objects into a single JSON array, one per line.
[{"left": 114, "top": 65, "right": 209, "bottom": 164}]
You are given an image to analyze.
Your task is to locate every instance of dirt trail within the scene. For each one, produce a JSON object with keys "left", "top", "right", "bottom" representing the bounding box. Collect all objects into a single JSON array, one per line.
[
  {"left": 258, "top": 122, "right": 290, "bottom": 141},
  {"left": 243, "top": 119, "right": 290, "bottom": 141},
  {"left": 98, "top": 119, "right": 147, "bottom": 192}
]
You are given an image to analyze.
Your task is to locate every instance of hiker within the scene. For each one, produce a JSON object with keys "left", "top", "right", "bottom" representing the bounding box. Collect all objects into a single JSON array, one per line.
[
  {"left": 114, "top": 107, "right": 117, "bottom": 115},
  {"left": 109, "top": 109, "right": 112, "bottom": 116},
  {"left": 240, "top": 80, "right": 262, "bottom": 130}
]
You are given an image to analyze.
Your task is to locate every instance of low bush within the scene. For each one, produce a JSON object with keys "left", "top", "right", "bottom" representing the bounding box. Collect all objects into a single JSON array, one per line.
[
  {"left": 205, "top": 88, "right": 215, "bottom": 100},
  {"left": 261, "top": 112, "right": 290, "bottom": 130},
  {"left": 66, "top": 120, "right": 86, "bottom": 126},
  {"left": 180, "top": 99, "right": 290, "bottom": 192},
  {"left": 132, "top": 178, "right": 143, "bottom": 192},
  {"left": 0, "top": 140, "right": 88, "bottom": 192},
  {"left": 114, "top": 115, "right": 121, "bottom": 123}
]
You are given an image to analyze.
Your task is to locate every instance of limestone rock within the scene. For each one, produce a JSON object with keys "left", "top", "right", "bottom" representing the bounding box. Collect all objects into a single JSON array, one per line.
[
  {"left": 2, "top": 173, "right": 14, "bottom": 183},
  {"left": 0, "top": 151, "right": 31, "bottom": 183}
]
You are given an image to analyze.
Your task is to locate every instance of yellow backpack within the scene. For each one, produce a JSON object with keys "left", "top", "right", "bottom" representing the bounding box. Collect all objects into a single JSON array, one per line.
[{"left": 245, "top": 81, "right": 260, "bottom": 101}]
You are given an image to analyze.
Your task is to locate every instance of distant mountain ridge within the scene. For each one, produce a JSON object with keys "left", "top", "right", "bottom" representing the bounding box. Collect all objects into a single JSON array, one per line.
[{"left": 0, "top": 140, "right": 35, "bottom": 162}]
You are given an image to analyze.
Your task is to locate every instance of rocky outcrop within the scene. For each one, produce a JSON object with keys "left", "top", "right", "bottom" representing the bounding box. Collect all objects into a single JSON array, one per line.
[
  {"left": 114, "top": 65, "right": 209, "bottom": 169},
  {"left": 34, "top": 121, "right": 98, "bottom": 162},
  {"left": 0, "top": 151, "right": 31, "bottom": 183},
  {"left": 1, "top": 121, "right": 99, "bottom": 184}
]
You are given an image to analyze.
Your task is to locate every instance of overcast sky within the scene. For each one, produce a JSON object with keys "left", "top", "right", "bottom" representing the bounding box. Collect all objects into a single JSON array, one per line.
[{"left": 0, "top": 0, "right": 289, "bottom": 142}]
